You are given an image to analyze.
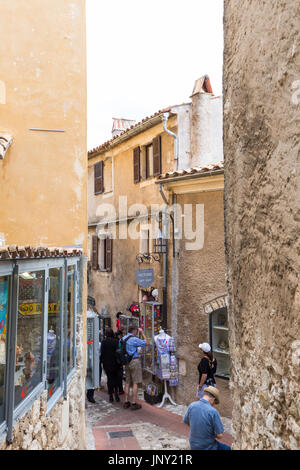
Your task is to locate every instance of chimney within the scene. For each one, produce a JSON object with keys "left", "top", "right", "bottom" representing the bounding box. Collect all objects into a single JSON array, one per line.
[
  {"left": 190, "top": 75, "right": 223, "bottom": 167},
  {"left": 112, "top": 118, "right": 136, "bottom": 138}
]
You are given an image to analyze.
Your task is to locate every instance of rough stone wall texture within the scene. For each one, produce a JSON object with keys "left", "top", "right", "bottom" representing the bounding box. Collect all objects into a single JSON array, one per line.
[
  {"left": 174, "top": 191, "right": 227, "bottom": 406},
  {"left": 223, "top": 0, "right": 300, "bottom": 450},
  {"left": 0, "top": 376, "right": 84, "bottom": 450}
]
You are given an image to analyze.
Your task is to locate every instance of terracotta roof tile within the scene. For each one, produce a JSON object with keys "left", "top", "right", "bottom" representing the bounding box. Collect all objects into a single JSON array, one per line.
[
  {"left": 158, "top": 162, "right": 224, "bottom": 180},
  {"left": 0, "top": 246, "right": 82, "bottom": 260},
  {"left": 88, "top": 108, "right": 171, "bottom": 157}
]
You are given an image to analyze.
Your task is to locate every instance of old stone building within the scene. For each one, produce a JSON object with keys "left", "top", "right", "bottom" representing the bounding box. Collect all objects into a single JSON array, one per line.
[
  {"left": 224, "top": 0, "right": 300, "bottom": 450},
  {"left": 88, "top": 77, "right": 231, "bottom": 410},
  {"left": 0, "top": 0, "right": 87, "bottom": 450}
]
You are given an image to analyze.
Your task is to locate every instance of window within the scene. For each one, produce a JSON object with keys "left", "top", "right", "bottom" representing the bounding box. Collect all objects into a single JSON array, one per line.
[
  {"left": 15, "top": 271, "right": 44, "bottom": 408},
  {"left": 94, "top": 161, "right": 104, "bottom": 195},
  {"left": 0, "top": 256, "right": 81, "bottom": 441},
  {"left": 0, "top": 276, "right": 9, "bottom": 425},
  {"left": 67, "top": 266, "right": 75, "bottom": 374},
  {"left": 140, "top": 228, "right": 150, "bottom": 254},
  {"left": 146, "top": 145, "right": 154, "bottom": 179},
  {"left": 133, "top": 136, "right": 162, "bottom": 183},
  {"left": 133, "top": 147, "right": 140, "bottom": 184},
  {"left": 91, "top": 235, "right": 112, "bottom": 272},
  {"left": 104, "top": 157, "right": 113, "bottom": 193},
  {"left": 47, "top": 268, "right": 63, "bottom": 400}
]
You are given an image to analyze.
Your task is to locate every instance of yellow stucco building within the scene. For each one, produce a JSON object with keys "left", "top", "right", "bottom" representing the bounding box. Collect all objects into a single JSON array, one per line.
[{"left": 0, "top": 0, "right": 87, "bottom": 450}]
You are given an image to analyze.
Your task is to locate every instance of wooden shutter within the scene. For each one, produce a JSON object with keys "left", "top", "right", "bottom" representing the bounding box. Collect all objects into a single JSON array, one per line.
[
  {"left": 133, "top": 147, "right": 140, "bottom": 183},
  {"left": 94, "top": 161, "right": 104, "bottom": 194},
  {"left": 152, "top": 136, "right": 161, "bottom": 176},
  {"left": 105, "top": 237, "right": 112, "bottom": 272},
  {"left": 92, "top": 235, "right": 99, "bottom": 270}
]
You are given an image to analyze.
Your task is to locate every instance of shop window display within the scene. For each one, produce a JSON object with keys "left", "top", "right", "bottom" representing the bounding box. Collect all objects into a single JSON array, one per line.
[
  {"left": 140, "top": 302, "right": 163, "bottom": 374},
  {"left": 0, "top": 256, "right": 81, "bottom": 442},
  {"left": 67, "top": 266, "right": 75, "bottom": 374},
  {"left": 47, "top": 268, "right": 62, "bottom": 400},
  {"left": 210, "top": 307, "right": 230, "bottom": 379},
  {"left": 14, "top": 271, "right": 44, "bottom": 408},
  {"left": 0, "top": 276, "right": 9, "bottom": 424},
  {"left": 118, "top": 314, "right": 139, "bottom": 336}
]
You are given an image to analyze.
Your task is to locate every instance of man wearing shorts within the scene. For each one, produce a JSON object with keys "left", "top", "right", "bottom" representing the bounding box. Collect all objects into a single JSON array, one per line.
[{"left": 123, "top": 326, "right": 147, "bottom": 410}]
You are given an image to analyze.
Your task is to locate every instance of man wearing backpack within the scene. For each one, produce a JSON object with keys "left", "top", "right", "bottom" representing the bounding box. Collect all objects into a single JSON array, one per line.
[{"left": 122, "top": 326, "right": 147, "bottom": 410}]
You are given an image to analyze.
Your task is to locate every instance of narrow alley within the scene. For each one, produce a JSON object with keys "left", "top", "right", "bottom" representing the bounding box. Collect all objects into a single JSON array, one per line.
[{"left": 85, "top": 385, "right": 233, "bottom": 451}]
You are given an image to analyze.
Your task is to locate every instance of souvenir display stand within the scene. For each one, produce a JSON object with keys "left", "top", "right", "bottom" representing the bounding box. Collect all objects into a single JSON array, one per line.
[
  {"left": 209, "top": 307, "right": 230, "bottom": 379},
  {"left": 157, "top": 379, "right": 177, "bottom": 408},
  {"left": 99, "top": 315, "right": 111, "bottom": 341},
  {"left": 140, "top": 302, "right": 163, "bottom": 374},
  {"left": 118, "top": 314, "right": 139, "bottom": 336},
  {"left": 154, "top": 329, "right": 178, "bottom": 407},
  {"left": 86, "top": 311, "right": 100, "bottom": 390}
]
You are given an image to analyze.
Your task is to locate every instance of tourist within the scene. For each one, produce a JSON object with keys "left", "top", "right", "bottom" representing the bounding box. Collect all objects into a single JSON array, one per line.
[
  {"left": 183, "top": 386, "right": 231, "bottom": 450},
  {"left": 122, "top": 326, "right": 147, "bottom": 410},
  {"left": 197, "top": 342, "right": 217, "bottom": 399},
  {"left": 100, "top": 328, "right": 120, "bottom": 402},
  {"left": 115, "top": 329, "right": 124, "bottom": 395}
]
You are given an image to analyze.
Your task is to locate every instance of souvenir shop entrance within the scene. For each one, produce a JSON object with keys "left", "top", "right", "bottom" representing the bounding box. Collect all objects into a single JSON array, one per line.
[{"left": 139, "top": 301, "right": 179, "bottom": 406}]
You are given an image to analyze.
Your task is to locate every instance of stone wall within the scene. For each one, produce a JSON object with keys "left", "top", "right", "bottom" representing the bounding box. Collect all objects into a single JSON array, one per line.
[
  {"left": 223, "top": 0, "right": 300, "bottom": 449},
  {"left": 0, "top": 375, "right": 85, "bottom": 450}
]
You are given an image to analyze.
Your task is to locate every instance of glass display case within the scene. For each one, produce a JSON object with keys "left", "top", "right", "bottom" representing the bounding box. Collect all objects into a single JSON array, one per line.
[
  {"left": 140, "top": 302, "right": 163, "bottom": 374},
  {"left": 118, "top": 315, "right": 139, "bottom": 336},
  {"left": 99, "top": 316, "right": 111, "bottom": 341},
  {"left": 86, "top": 311, "right": 100, "bottom": 390},
  {"left": 209, "top": 307, "right": 230, "bottom": 379}
]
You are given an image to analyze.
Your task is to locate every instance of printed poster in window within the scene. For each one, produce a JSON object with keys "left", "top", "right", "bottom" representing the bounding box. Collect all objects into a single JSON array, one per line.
[{"left": 0, "top": 278, "right": 8, "bottom": 337}]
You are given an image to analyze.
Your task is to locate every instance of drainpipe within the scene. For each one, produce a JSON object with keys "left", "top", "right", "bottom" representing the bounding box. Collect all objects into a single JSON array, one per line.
[
  {"left": 158, "top": 183, "right": 176, "bottom": 333},
  {"left": 162, "top": 112, "right": 178, "bottom": 171}
]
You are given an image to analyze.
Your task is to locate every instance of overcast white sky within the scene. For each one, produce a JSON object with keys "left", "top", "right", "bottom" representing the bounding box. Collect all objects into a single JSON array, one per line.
[{"left": 87, "top": 0, "right": 224, "bottom": 150}]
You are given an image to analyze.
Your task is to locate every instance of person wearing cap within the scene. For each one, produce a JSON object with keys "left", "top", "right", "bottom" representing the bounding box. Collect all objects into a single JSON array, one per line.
[
  {"left": 197, "top": 342, "right": 217, "bottom": 399},
  {"left": 183, "top": 386, "right": 231, "bottom": 450}
]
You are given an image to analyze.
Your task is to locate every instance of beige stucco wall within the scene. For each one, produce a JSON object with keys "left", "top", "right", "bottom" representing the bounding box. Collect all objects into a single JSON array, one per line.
[
  {"left": 173, "top": 191, "right": 228, "bottom": 407},
  {"left": 0, "top": 0, "right": 87, "bottom": 250},
  {"left": 224, "top": 0, "right": 300, "bottom": 449},
  {"left": 0, "top": 0, "right": 87, "bottom": 450}
]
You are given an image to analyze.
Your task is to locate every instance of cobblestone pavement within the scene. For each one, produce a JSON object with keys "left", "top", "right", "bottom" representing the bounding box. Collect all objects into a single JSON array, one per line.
[{"left": 85, "top": 386, "right": 232, "bottom": 450}]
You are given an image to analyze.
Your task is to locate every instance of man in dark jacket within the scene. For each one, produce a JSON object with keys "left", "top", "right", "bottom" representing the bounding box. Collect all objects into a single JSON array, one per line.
[{"left": 100, "top": 328, "right": 119, "bottom": 402}]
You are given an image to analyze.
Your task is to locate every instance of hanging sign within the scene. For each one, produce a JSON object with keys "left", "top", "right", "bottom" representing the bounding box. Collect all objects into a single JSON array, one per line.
[{"left": 136, "top": 269, "right": 154, "bottom": 289}]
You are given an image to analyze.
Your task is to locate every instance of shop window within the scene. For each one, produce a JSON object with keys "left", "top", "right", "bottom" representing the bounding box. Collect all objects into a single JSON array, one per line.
[
  {"left": 209, "top": 307, "right": 230, "bottom": 379},
  {"left": 15, "top": 271, "right": 44, "bottom": 408},
  {"left": 0, "top": 257, "right": 81, "bottom": 442},
  {"left": 47, "top": 268, "right": 63, "bottom": 400},
  {"left": 67, "top": 266, "right": 75, "bottom": 374},
  {"left": 0, "top": 276, "right": 9, "bottom": 425}
]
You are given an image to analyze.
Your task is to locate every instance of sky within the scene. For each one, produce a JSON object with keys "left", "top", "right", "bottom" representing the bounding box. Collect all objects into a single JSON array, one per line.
[{"left": 87, "top": 0, "right": 224, "bottom": 150}]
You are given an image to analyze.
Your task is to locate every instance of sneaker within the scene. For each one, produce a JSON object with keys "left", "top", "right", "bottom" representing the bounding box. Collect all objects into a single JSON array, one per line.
[
  {"left": 131, "top": 403, "right": 142, "bottom": 410},
  {"left": 109, "top": 395, "right": 114, "bottom": 403},
  {"left": 123, "top": 401, "right": 131, "bottom": 409}
]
